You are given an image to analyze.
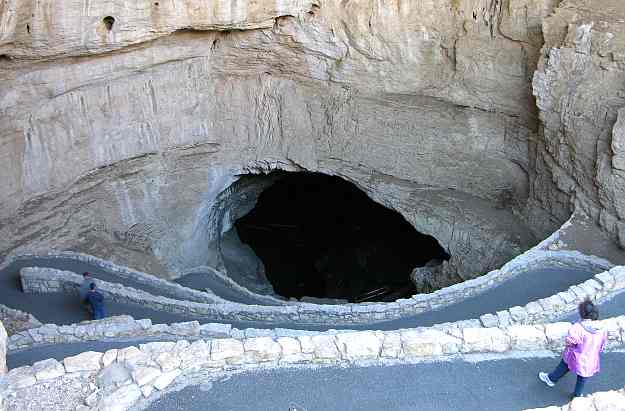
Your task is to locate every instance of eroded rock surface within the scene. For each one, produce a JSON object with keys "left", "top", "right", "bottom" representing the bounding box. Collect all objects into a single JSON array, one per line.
[
  {"left": 532, "top": 0, "right": 625, "bottom": 248},
  {"left": 0, "top": 0, "right": 623, "bottom": 288}
]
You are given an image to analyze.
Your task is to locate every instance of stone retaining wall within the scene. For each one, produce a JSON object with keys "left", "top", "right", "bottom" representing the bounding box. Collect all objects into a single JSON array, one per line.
[
  {"left": 2, "top": 316, "right": 625, "bottom": 411},
  {"left": 17, "top": 250, "right": 613, "bottom": 326},
  {"left": 0, "top": 305, "right": 41, "bottom": 336},
  {"left": 0, "top": 321, "right": 5, "bottom": 411},
  {"left": 0, "top": 322, "right": 6, "bottom": 375},
  {"left": 8, "top": 316, "right": 232, "bottom": 352},
  {"left": 0, "top": 252, "right": 232, "bottom": 305},
  {"left": 524, "top": 388, "right": 625, "bottom": 411},
  {"left": 18, "top": 258, "right": 623, "bottom": 327}
]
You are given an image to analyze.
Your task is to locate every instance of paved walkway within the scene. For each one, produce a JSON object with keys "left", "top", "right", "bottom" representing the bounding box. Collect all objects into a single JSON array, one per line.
[
  {"left": 145, "top": 352, "right": 625, "bottom": 411},
  {"left": 1, "top": 256, "right": 623, "bottom": 411},
  {"left": 0, "top": 257, "right": 606, "bottom": 331}
]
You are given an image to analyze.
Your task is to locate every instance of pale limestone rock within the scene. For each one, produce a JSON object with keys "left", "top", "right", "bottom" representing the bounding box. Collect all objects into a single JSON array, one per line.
[
  {"left": 243, "top": 337, "right": 282, "bottom": 362},
  {"left": 544, "top": 322, "right": 571, "bottom": 349},
  {"left": 311, "top": 335, "right": 340, "bottom": 360},
  {"left": 200, "top": 323, "right": 232, "bottom": 337},
  {"left": 0, "top": 321, "right": 7, "bottom": 374},
  {"left": 611, "top": 267, "right": 625, "bottom": 289},
  {"left": 155, "top": 351, "right": 181, "bottom": 372},
  {"left": 139, "top": 342, "right": 176, "bottom": 354},
  {"left": 117, "top": 346, "right": 143, "bottom": 363},
  {"left": 568, "top": 396, "right": 596, "bottom": 411},
  {"left": 496, "top": 311, "right": 512, "bottom": 327},
  {"left": 153, "top": 369, "right": 181, "bottom": 391},
  {"left": 6, "top": 366, "right": 36, "bottom": 389},
  {"left": 64, "top": 351, "right": 103, "bottom": 373},
  {"left": 85, "top": 391, "right": 100, "bottom": 407},
  {"left": 335, "top": 332, "right": 382, "bottom": 361},
  {"left": 592, "top": 390, "right": 625, "bottom": 410},
  {"left": 0, "top": 0, "right": 545, "bottom": 285},
  {"left": 32, "top": 358, "right": 65, "bottom": 381},
  {"left": 179, "top": 340, "right": 211, "bottom": 370},
  {"left": 131, "top": 366, "right": 162, "bottom": 387},
  {"left": 595, "top": 272, "right": 616, "bottom": 290},
  {"left": 141, "top": 385, "right": 154, "bottom": 398},
  {"left": 400, "top": 329, "right": 459, "bottom": 357},
  {"left": 381, "top": 332, "right": 402, "bottom": 358},
  {"left": 96, "top": 383, "right": 142, "bottom": 411},
  {"left": 507, "top": 325, "right": 547, "bottom": 350},
  {"left": 212, "top": 338, "right": 245, "bottom": 364},
  {"left": 169, "top": 321, "right": 200, "bottom": 337},
  {"left": 480, "top": 313, "right": 499, "bottom": 328},
  {"left": 0, "top": 0, "right": 318, "bottom": 59},
  {"left": 297, "top": 336, "right": 315, "bottom": 354},
  {"left": 276, "top": 337, "right": 300, "bottom": 356},
  {"left": 509, "top": 306, "right": 528, "bottom": 323},
  {"left": 102, "top": 349, "right": 118, "bottom": 368},
  {"left": 462, "top": 328, "right": 510, "bottom": 353},
  {"left": 525, "top": 302, "right": 543, "bottom": 320},
  {"left": 96, "top": 363, "right": 132, "bottom": 388},
  {"left": 117, "top": 346, "right": 150, "bottom": 370}
]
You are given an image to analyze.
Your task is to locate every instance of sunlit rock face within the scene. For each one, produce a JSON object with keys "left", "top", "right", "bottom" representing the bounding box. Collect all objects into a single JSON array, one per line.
[
  {"left": 532, "top": 0, "right": 625, "bottom": 249},
  {"left": 0, "top": 0, "right": 621, "bottom": 288}
]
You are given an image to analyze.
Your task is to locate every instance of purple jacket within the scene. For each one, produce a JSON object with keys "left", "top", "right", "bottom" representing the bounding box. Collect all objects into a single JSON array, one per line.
[{"left": 563, "top": 321, "right": 607, "bottom": 378}]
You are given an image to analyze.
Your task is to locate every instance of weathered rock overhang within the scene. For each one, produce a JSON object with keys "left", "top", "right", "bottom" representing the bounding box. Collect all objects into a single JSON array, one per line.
[{"left": 3, "top": 0, "right": 625, "bottom": 294}]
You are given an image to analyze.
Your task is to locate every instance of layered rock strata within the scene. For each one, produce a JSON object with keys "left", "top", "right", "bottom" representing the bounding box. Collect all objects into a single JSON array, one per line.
[
  {"left": 0, "top": 0, "right": 559, "bottom": 284},
  {"left": 532, "top": 0, "right": 625, "bottom": 248},
  {"left": 1, "top": 0, "right": 624, "bottom": 289}
]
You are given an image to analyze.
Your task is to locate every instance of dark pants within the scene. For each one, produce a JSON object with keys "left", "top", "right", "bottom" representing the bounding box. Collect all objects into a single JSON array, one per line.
[
  {"left": 92, "top": 306, "right": 106, "bottom": 320},
  {"left": 549, "top": 359, "right": 587, "bottom": 397}
]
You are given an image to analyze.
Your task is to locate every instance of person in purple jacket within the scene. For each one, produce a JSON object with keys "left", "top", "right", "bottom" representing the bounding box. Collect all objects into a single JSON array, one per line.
[{"left": 538, "top": 299, "right": 608, "bottom": 399}]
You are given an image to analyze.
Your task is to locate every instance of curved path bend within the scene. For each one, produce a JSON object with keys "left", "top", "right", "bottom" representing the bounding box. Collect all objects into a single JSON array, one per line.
[
  {"left": 0, "top": 257, "right": 610, "bottom": 331},
  {"left": 146, "top": 352, "right": 625, "bottom": 411},
  {"left": 5, "top": 258, "right": 625, "bottom": 370},
  {"left": 2, "top": 256, "right": 624, "bottom": 410}
]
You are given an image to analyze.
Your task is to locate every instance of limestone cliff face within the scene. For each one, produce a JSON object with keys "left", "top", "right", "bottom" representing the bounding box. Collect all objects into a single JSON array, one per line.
[
  {"left": 2, "top": 0, "right": 619, "bottom": 283},
  {"left": 532, "top": 0, "right": 625, "bottom": 247}
]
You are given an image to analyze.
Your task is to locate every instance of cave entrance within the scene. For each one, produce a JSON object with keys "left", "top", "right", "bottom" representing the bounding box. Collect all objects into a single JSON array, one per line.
[{"left": 234, "top": 172, "right": 450, "bottom": 302}]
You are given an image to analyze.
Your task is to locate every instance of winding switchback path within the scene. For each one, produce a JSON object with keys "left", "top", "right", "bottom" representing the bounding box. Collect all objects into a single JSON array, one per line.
[
  {"left": 0, "top": 257, "right": 607, "bottom": 331},
  {"left": 145, "top": 352, "right": 625, "bottom": 411}
]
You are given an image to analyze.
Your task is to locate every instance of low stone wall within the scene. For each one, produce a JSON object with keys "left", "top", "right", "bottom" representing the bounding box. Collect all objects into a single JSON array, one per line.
[
  {"left": 0, "top": 305, "right": 42, "bottom": 336},
  {"left": 1, "top": 316, "right": 624, "bottom": 411},
  {"left": 524, "top": 388, "right": 625, "bottom": 411},
  {"left": 1, "top": 225, "right": 614, "bottom": 320},
  {"left": 0, "top": 252, "right": 235, "bottom": 305},
  {"left": 0, "top": 321, "right": 5, "bottom": 411},
  {"left": 18, "top": 257, "right": 623, "bottom": 327},
  {"left": 177, "top": 265, "right": 286, "bottom": 306},
  {"left": 0, "top": 321, "right": 6, "bottom": 375},
  {"left": 8, "top": 316, "right": 232, "bottom": 352}
]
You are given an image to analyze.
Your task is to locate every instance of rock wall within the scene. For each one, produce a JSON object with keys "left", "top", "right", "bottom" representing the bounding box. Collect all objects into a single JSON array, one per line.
[
  {"left": 0, "top": 0, "right": 561, "bottom": 281},
  {"left": 531, "top": 0, "right": 625, "bottom": 248},
  {"left": 2, "top": 316, "right": 625, "bottom": 411},
  {"left": 0, "top": 305, "right": 41, "bottom": 336},
  {"left": 2, "top": 0, "right": 624, "bottom": 284},
  {"left": 0, "top": 320, "right": 7, "bottom": 374},
  {"left": 18, "top": 250, "right": 619, "bottom": 326}
]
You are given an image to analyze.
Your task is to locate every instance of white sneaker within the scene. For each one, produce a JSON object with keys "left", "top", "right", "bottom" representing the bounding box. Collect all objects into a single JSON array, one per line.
[{"left": 538, "top": 372, "right": 555, "bottom": 387}]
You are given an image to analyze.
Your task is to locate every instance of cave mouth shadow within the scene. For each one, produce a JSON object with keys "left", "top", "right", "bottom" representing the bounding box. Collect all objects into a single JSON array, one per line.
[{"left": 234, "top": 171, "right": 450, "bottom": 302}]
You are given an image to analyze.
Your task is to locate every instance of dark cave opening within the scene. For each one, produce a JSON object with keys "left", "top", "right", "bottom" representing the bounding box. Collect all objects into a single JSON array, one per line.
[{"left": 234, "top": 172, "right": 450, "bottom": 302}]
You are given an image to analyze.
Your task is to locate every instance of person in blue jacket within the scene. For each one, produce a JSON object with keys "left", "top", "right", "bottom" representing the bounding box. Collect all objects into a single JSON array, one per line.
[{"left": 86, "top": 283, "right": 106, "bottom": 320}]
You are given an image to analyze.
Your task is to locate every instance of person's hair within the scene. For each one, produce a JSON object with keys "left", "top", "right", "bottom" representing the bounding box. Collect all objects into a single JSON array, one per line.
[
  {"left": 89, "top": 282, "right": 97, "bottom": 290},
  {"left": 578, "top": 298, "right": 599, "bottom": 321},
  {"left": 83, "top": 272, "right": 90, "bottom": 277}
]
